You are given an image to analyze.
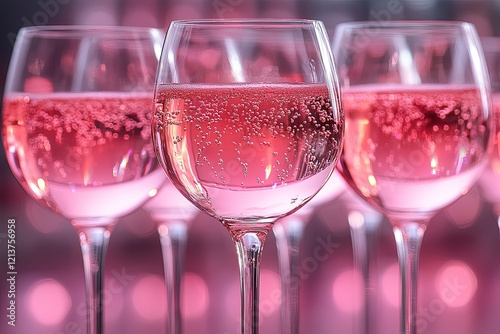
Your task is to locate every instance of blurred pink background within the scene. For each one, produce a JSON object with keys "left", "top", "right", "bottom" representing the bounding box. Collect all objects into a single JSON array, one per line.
[{"left": 1, "top": 0, "right": 500, "bottom": 333}]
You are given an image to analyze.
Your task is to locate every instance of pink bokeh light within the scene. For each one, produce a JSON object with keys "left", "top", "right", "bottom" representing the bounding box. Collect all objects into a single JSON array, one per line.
[
  {"left": 181, "top": 272, "right": 209, "bottom": 318},
  {"left": 331, "top": 268, "right": 363, "bottom": 313},
  {"left": 131, "top": 274, "right": 166, "bottom": 321},
  {"left": 28, "top": 279, "right": 72, "bottom": 325},
  {"left": 435, "top": 260, "right": 478, "bottom": 308}
]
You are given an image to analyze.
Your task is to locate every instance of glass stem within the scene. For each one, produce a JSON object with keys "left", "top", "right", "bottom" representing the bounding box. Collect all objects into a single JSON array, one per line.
[
  {"left": 392, "top": 220, "right": 427, "bottom": 334},
  {"left": 157, "top": 220, "right": 188, "bottom": 334},
  {"left": 272, "top": 216, "right": 305, "bottom": 334},
  {"left": 496, "top": 215, "right": 500, "bottom": 237},
  {"left": 228, "top": 223, "right": 271, "bottom": 334},
  {"left": 74, "top": 222, "right": 115, "bottom": 334},
  {"left": 491, "top": 205, "right": 500, "bottom": 239},
  {"left": 347, "top": 209, "right": 382, "bottom": 334}
]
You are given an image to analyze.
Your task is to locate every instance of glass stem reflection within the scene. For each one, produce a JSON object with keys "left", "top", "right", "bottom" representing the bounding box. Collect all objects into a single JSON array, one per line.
[
  {"left": 74, "top": 223, "right": 115, "bottom": 334},
  {"left": 348, "top": 208, "right": 382, "bottom": 334},
  {"left": 392, "top": 220, "right": 427, "bottom": 334},
  {"left": 229, "top": 223, "right": 271, "bottom": 334},
  {"left": 157, "top": 220, "right": 188, "bottom": 334},
  {"left": 273, "top": 217, "right": 305, "bottom": 334}
]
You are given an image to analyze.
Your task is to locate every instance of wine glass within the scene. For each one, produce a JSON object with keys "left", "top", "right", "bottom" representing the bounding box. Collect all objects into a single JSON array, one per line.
[
  {"left": 2, "top": 26, "right": 165, "bottom": 334},
  {"left": 152, "top": 19, "right": 344, "bottom": 334},
  {"left": 141, "top": 177, "right": 199, "bottom": 334},
  {"left": 332, "top": 21, "right": 493, "bottom": 334},
  {"left": 273, "top": 169, "right": 344, "bottom": 334},
  {"left": 477, "top": 37, "right": 500, "bottom": 230}
]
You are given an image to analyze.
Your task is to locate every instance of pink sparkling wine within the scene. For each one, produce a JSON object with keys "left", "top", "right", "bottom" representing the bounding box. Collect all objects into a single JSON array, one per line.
[
  {"left": 2, "top": 92, "right": 164, "bottom": 220},
  {"left": 152, "top": 84, "right": 343, "bottom": 221},
  {"left": 340, "top": 85, "right": 490, "bottom": 216}
]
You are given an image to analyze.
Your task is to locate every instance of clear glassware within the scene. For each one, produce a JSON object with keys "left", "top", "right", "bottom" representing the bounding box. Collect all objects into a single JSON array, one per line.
[
  {"left": 273, "top": 169, "right": 344, "bottom": 334},
  {"left": 141, "top": 177, "right": 199, "bottom": 334},
  {"left": 152, "top": 19, "right": 344, "bottom": 334},
  {"left": 340, "top": 186, "right": 384, "bottom": 334},
  {"left": 477, "top": 37, "right": 500, "bottom": 230},
  {"left": 2, "top": 26, "right": 165, "bottom": 334},
  {"left": 332, "top": 21, "right": 493, "bottom": 334}
]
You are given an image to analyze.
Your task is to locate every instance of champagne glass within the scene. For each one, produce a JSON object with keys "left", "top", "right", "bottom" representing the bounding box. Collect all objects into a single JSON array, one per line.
[
  {"left": 332, "top": 21, "right": 493, "bottom": 334},
  {"left": 152, "top": 19, "right": 344, "bottom": 334},
  {"left": 273, "top": 170, "right": 344, "bottom": 334},
  {"left": 477, "top": 37, "right": 500, "bottom": 230},
  {"left": 2, "top": 26, "right": 165, "bottom": 334},
  {"left": 141, "top": 177, "right": 199, "bottom": 334}
]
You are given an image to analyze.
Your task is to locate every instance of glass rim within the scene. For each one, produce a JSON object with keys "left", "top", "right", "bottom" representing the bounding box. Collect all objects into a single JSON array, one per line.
[
  {"left": 17, "top": 24, "right": 164, "bottom": 38},
  {"left": 335, "top": 20, "right": 474, "bottom": 32},
  {"left": 169, "top": 18, "right": 324, "bottom": 28}
]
